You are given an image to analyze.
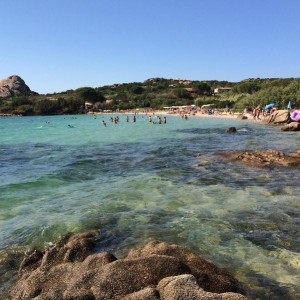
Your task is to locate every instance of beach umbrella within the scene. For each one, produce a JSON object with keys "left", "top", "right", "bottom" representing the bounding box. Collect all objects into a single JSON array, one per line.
[
  {"left": 287, "top": 101, "right": 292, "bottom": 109},
  {"left": 265, "top": 103, "right": 275, "bottom": 110}
]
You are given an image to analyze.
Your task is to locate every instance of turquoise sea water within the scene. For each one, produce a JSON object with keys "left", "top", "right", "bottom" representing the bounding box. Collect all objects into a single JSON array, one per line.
[{"left": 0, "top": 114, "right": 299, "bottom": 299}]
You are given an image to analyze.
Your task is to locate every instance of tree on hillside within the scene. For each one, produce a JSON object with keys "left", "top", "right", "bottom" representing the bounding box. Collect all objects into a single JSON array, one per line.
[
  {"left": 173, "top": 88, "right": 192, "bottom": 99},
  {"left": 33, "top": 99, "right": 61, "bottom": 115},
  {"left": 131, "top": 86, "right": 144, "bottom": 95},
  {"left": 75, "top": 87, "right": 105, "bottom": 103},
  {"left": 192, "top": 82, "right": 211, "bottom": 95},
  {"left": 11, "top": 96, "right": 32, "bottom": 108},
  {"left": 231, "top": 82, "right": 260, "bottom": 94}
]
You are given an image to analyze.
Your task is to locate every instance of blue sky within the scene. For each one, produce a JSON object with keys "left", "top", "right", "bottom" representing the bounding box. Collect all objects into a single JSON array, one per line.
[{"left": 1, "top": 0, "right": 299, "bottom": 93}]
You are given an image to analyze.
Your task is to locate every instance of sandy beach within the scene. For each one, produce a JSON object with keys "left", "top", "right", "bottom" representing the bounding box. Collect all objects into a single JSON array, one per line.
[
  {"left": 134, "top": 110, "right": 258, "bottom": 123},
  {"left": 95, "top": 109, "right": 253, "bottom": 121}
]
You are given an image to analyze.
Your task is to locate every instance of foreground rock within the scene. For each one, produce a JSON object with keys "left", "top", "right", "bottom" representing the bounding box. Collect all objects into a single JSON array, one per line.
[
  {"left": 219, "top": 149, "right": 300, "bottom": 168},
  {"left": 0, "top": 75, "right": 31, "bottom": 98},
  {"left": 157, "top": 275, "right": 246, "bottom": 300},
  {"left": 10, "top": 231, "right": 246, "bottom": 300}
]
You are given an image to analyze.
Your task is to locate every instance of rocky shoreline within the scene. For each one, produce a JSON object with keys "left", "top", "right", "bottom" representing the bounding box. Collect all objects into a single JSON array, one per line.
[{"left": 8, "top": 230, "right": 246, "bottom": 300}]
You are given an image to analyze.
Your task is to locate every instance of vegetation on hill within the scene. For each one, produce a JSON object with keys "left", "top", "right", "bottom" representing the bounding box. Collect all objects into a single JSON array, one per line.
[{"left": 0, "top": 77, "right": 299, "bottom": 115}]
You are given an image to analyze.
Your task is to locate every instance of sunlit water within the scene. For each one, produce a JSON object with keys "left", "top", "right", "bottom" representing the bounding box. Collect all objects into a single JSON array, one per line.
[{"left": 0, "top": 114, "right": 299, "bottom": 299}]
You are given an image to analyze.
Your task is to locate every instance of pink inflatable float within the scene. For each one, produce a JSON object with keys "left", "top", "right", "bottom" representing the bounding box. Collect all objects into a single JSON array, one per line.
[{"left": 291, "top": 110, "right": 300, "bottom": 122}]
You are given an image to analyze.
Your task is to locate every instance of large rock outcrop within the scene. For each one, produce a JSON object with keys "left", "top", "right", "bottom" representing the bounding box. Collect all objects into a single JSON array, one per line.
[
  {"left": 10, "top": 231, "right": 246, "bottom": 300},
  {"left": 263, "top": 110, "right": 290, "bottom": 124},
  {"left": 0, "top": 75, "right": 31, "bottom": 98}
]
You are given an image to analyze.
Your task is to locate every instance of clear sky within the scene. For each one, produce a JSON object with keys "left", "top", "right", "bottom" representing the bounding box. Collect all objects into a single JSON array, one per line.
[{"left": 1, "top": 0, "right": 299, "bottom": 94}]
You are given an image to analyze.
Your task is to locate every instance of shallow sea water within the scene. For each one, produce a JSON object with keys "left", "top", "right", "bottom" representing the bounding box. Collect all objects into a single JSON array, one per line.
[{"left": 0, "top": 114, "right": 299, "bottom": 299}]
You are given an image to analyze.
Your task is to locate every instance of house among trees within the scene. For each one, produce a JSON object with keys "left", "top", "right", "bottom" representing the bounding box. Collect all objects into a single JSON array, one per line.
[
  {"left": 214, "top": 87, "right": 232, "bottom": 94},
  {"left": 185, "top": 88, "right": 196, "bottom": 93},
  {"left": 84, "top": 102, "right": 93, "bottom": 109}
]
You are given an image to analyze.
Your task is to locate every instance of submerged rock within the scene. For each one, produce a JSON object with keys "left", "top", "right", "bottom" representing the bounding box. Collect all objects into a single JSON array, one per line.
[
  {"left": 218, "top": 149, "right": 300, "bottom": 168},
  {"left": 10, "top": 232, "right": 246, "bottom": 300},
  {"left": 226, "top": 127, "right": 237, "bottom": 133}
]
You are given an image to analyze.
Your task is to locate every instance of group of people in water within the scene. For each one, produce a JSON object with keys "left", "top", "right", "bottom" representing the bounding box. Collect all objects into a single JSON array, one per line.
[
  {"left": 100, "top": 114, "right": 168, "bottom": 127},
  {"left": 147, "top": 115, "right": 167, "bottom": 124}
]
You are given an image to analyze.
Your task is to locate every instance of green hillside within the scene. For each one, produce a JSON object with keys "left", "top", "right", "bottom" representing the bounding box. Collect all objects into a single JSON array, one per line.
[{"left": 1, "top": 77, "right": 299, "bottom": 115}]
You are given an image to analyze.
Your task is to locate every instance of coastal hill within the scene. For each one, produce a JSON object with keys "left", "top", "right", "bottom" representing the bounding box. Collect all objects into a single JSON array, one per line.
[
  {"left": 0, "top": 75, "right": 299, "bottom": 115},
  {"left": 0, "top": 75, "right": 31, "bottom": 98}
]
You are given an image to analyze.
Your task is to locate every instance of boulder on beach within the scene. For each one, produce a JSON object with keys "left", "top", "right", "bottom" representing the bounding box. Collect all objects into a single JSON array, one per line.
[
  {"left": 263, "top": 110, "right": 290, "bottom": 124},
  {"left": 10, "top": 231, "right": 246, "bottom": 300}
]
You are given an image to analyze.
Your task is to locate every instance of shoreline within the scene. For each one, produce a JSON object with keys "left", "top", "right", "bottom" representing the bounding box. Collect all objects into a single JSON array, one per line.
[
  {"left": 93, "top": 110, "right": 258, "bottom": 123},
  {"left": 95, "top": 109, "right": 297, "bottom": 127},
  {"left": 1, "top": 109, "right": 288, "bottom": 126}
]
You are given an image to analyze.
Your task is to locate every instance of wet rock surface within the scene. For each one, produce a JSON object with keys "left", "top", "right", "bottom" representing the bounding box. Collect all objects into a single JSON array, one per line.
[
  {"left": 9, "top": 231, "right": 246, "bottom": 300},
  {"left": 218, "top": 149, "right": 300, "bottom": 168}
]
